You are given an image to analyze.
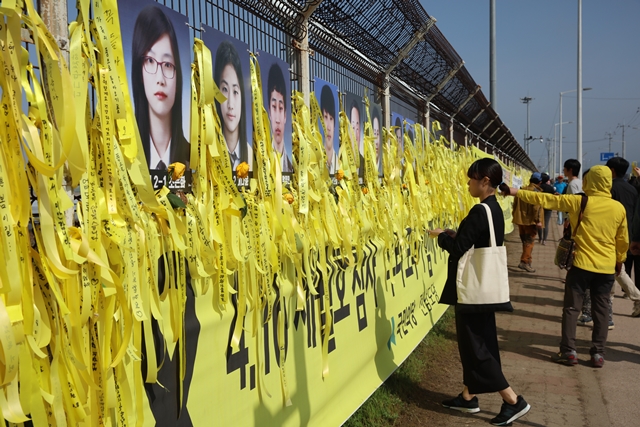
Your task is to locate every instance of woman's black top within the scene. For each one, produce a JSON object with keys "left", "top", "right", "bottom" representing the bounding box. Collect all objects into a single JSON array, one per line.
[
  {"left": 540, "top": 182, "right": 556, "bottom": 213},
  {"left": 437, "top": 195, "right": 512, "bottom": 313}
]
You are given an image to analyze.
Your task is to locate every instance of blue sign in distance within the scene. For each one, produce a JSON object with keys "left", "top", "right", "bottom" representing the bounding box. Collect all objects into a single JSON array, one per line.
[{"left": 600, "top": 152, "right": 614, "bottom": 161}]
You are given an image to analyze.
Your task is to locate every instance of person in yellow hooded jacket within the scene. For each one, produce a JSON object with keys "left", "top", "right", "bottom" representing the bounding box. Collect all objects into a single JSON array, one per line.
[{"left": 500, "top": 165, "right": 628, "bottom": 368}]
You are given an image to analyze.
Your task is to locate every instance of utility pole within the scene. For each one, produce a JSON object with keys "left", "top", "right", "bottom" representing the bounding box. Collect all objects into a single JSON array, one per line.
[
  {"left": 605, "top": 131, "right": 614, "bottom": 153},
  {"left": 520, "top": 96, "right": 533, "bottom": 155},
  {"left": 621, "top": 121, "right": 626, "bottom": 159},
  {"left": 618, "top": 121, "right": 627, "bottom": 159},
  {"left": 617, "top": 121, "right": 639, "bottom": 160}
]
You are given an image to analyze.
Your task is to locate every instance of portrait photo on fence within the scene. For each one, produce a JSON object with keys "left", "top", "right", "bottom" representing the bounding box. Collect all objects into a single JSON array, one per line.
[
  {"left": 315, "top": 78, "right": 340, "bottom": 175},
  {"left": 202, "top": 24, "right": 254, "bottom": 187},
  {"left": 370, "top": 100, "right": 383, "bottom": 176},
  {"left": 346, "top": 91, "right": 364, "bottom": 177},
  {"left": 405, "top": 118, "right": 415, "bottom": 147},
  {"left": 258, "top": 50, "right": 293, "bottom": 179},
  {"left": 391, "top": 111, "right": 404, "bottom": 158},
  {"left": 119, "top": 0, "right": 192, "bottom": 190}
]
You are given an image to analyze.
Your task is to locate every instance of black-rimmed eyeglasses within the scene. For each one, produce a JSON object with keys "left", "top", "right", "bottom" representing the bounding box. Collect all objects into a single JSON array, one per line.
[{"left": 142, "top": 56, "right": 176, "bottom": 79}]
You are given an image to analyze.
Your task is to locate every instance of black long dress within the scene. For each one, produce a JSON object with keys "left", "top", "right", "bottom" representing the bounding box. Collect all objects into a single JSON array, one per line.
[{"left": 437, "top": 195, "right": 511, "bottom": 394}]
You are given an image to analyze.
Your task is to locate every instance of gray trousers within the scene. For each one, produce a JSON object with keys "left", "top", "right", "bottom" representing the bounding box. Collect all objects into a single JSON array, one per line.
[
  {"left": 561, "top": 266, "right": 614, "bottom": 355},
  {"left": 581, "top": 263, "right": 640, "bottom": 318},
  {"left": 538, "top": 209, "right": 553, "bottom": 242}
]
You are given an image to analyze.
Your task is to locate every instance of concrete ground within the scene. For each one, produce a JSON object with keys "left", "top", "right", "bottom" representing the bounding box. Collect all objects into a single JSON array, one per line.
[
  {"left": 432, "top": 217, "right": 640, "bottom": 427},
  {"left": 486, "top": 218, "right": 640, "bottom": 426}
]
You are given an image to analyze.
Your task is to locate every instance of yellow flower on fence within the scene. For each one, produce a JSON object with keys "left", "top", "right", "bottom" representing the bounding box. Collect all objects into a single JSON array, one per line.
[{"left": 168, "top": 162, "right": 186, "bottom": 180}]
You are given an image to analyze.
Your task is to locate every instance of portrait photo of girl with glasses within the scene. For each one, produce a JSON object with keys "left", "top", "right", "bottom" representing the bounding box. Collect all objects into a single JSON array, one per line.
[{"left": 124, "top": 2, "right": 192, "bottom": 190}]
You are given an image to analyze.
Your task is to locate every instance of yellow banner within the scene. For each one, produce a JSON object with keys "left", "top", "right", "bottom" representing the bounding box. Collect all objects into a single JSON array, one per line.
[{"left": 183, "top": 239, "right": 448, "bottom": 426}]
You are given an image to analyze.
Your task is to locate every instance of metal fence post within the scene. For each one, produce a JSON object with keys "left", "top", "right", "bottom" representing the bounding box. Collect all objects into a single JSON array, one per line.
[
  {"left": 40, "top": 0, "right": 74, "bottom": 226},
  {"left": 298, "top": 1, "right": 323, "bottom": 105}
]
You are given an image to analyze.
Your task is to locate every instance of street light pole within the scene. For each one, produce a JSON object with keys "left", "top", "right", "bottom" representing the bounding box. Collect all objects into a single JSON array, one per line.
[
  {"left": 554, "top": 121, "right": 572, "bottom": 176},
  {"left": 546, "top": 138, "right": 553, "bottom": 174},
  {"left": 577, "top": 0, "right": 583, "bottom": 177},
  {"left": 551, "top": 127, "right": 556, "bottom": 176},
  {"left": 560, "top": 93, "right": 563, "bottom": 171},
  {"left": 490, "top": 0, "right": 497, "bottom": 111},
  {"left": 559, "top": 87, "right": 591, "bottom": 172},
  {"left": 521, "top": 96, "right": 533, "bottom": 155}
]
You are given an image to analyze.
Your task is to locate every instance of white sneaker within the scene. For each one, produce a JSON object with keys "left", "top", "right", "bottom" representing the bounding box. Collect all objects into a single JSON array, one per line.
[{"left": 632, "top": 302, "right": 640, "bottom": 318}]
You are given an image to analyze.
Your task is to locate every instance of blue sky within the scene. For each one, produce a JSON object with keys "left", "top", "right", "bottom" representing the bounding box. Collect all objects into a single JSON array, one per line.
[{"left": 420, "top": 0, "right": 640, "bottom": 174}]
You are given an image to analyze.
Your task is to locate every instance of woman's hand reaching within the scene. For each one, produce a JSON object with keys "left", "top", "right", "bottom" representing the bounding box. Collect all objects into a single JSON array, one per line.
[
  {"left": 443, "top": 229, "right": 457, "bottom": 238},
  {"left": 428, "top": 228, "right": 457, "bottom": 239},
  {"left": 427, "top": 228, "right": 444, "bottom": 238},
  {"left": 499, "top": 183, "right": 517, "bottom": 197}
]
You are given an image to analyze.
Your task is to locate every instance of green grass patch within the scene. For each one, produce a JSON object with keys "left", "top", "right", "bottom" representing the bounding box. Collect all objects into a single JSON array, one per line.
[
  {"left": 343, "top": 383, "right": 403, "bottom": 427},
  {"left": 343, "top": 308, "right": 456, "bottom": 427}
]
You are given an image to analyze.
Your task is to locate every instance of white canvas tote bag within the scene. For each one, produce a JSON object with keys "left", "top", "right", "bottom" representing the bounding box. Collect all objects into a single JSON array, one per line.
[{"left": 456, "top": 203, "right": 510, "bottom": 305}]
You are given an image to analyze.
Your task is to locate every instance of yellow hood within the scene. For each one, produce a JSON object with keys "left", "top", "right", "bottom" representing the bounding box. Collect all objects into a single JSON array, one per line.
[{"left": 583, "top": 165, "right": 612, "bottom": 198}]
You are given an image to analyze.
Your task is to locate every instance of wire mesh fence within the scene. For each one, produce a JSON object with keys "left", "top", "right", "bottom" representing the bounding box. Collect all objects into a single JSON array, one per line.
[{"left": 113, "top": 0, "right": 534, "bottom": 168}]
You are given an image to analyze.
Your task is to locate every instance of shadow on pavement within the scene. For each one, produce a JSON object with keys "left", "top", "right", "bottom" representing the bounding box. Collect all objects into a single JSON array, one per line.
[
  {"left": 393, "top": 377, "right": 496, "bottom": 424},
  {"left": 503, "top": 308, "right": 562, "bottom": 324},
  {"left": 507, "top": 268, "right": 563, "bottom": 284},
  {"left": 497, "top": 326, "right": 560, "bottom": 362},
  {"left": 497, "top": 326, "right": 640, "bottom": 365},
  {"left": 504, "top": 238, "right": 523, "bottom": 244},
  {"left": 397, "top": 376, "right": 547, "bottom": 427},
  {"left": 509, "top": 294, "right": 564, "bottom": 308},
  {"left": 521, "top": 283, "right": 564, "bottom": 293},
  {"left": 604, "top": 344, "right": 640, "bottom": 364}
]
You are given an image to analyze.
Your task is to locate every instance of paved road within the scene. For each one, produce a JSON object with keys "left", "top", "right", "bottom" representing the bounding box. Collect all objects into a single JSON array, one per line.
[
  {"left": 436, "top": 216, "right": 640, "bottom": 427},
  {"left": 498, "top": 218, "right": 640, "bottom": 427}
]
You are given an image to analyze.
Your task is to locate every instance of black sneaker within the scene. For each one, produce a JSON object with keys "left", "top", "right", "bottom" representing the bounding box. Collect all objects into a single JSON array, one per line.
[
  {"left": 490, "top": 395, "right": 531, "bottom": 425},
  {"left": 441, "top": 393, "right": 480, "bottom": 413}
]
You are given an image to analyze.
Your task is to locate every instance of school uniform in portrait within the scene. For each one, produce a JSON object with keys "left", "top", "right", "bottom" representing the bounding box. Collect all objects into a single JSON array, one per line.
[
  {"left": 228, "top": 141, "right": 253, "bottom": 172},
  {"left": 280, "top": 152, "right": 293, "bottom": 173},
  {"left": 145, "top": 134, "right": 190, "bottom": 170},
  {"left": 437, "top": 196, "right": 514, "bottom": 394},
  {"left": 326, "top": 150, "right": 339, "bottom": 175}
]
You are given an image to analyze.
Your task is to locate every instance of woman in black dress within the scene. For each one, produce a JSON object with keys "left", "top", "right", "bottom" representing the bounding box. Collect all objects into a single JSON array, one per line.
[{"left": 428, "top": 158, "right": 531, "bottom": 426}]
